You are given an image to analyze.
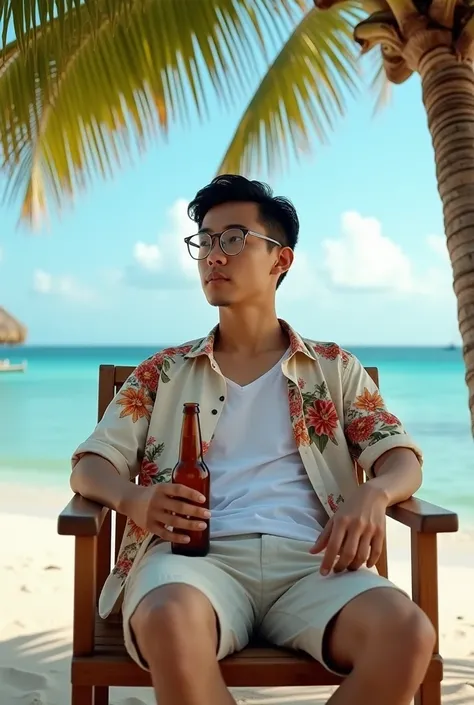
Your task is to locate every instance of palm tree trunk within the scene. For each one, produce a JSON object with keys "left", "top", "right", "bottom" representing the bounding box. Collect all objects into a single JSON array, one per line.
[{"left": 419, "top": 46, "right": 474, "bottom": 435}]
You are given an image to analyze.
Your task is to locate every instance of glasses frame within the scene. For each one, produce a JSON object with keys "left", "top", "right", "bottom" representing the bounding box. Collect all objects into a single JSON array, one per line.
[{"left": 184, "top": 227, "right": 282, "bottom": 260}]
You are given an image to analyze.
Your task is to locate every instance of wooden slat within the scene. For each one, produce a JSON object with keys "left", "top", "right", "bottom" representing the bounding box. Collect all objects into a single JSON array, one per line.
[
  {"left": 73, "top": 537, "right": 97, "bottom": 656},
  {"left": 387, "top": 498, "right": 459, "bottom": 533},
  {"left": 58, "top": 494, "right": 109, "bottom": 537},
  {"left": 98, "top": 365, "right": 116, "bottom": 421},
  {"left": 365, "top": 366, "right": 379, "bottom": 386},
  {"left": 411, "top": 532, "right": 439, "bottom": 647},
  {"left": 115, "top": 366, "right": 134, "bottom": 386},
  {"left": 415, "top": 680, "right": 441, "bottom": 705},
  {"left": 72, "top": 649, "right": 442, "bottom": 689},
  {"left": 411, "top": 529, "right": 441, "bottom": 705},
  {"left": 93, "top": 686, "right": 109, "bottom": 705},
  {"left": 411, "top": 531, "right": 441, "bottom": 705},
  {"left": 71, "top": 685, "right": 93, "bottom": 705}
]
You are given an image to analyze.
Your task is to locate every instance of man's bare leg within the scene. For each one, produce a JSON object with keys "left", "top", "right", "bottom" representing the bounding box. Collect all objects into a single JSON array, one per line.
[
  {"left": 130, "top": 583, "right": 237, "bottom": 705},
  {"left": 324, "top": 587, "right": 436, "bottom": 705}
]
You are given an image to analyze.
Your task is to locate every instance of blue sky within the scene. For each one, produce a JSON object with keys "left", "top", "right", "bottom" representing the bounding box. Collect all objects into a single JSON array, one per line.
[{"left": 0, "top": 34, "right": 459, "bottom": 347}]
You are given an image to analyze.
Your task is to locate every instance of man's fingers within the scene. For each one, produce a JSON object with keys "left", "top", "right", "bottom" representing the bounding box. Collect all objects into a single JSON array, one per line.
[
  {"left": 345, "top": 532, "right": 371, "bottom": 572},
  {"left": 165, "top": 483, "right": 207, "bottom": 505},
  {"left": 161, "top": 511, "right": 208, "bottom": 533},
  {"left": 366, "top": 529, "right": 384, "bottom": 568},
  {"left": 161, "top": 495, "right": 211, "bottom": 520},
  {"left": 333, "top": 531, "right": 361, "bottom": 573},
  {"left": 309, "top": 521, "right": 332, "bottom": 555},
  {"left": 152, "top": 523, "right": 190, "bottom": 544},
  {"left": 320, "top": 524, "right": 346, "bottom": 575}
]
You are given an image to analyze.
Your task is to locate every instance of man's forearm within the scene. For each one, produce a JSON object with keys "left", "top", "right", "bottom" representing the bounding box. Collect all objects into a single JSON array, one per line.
[
  {"left": 70, "top": 453, "right": 142, "bottom": 516},
  {"left": 370, "top": 447, "right": 422, "bottom": 506}
]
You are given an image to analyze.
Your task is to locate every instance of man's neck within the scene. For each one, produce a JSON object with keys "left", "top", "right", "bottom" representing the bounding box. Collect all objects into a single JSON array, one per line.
[{"left": 214, "top": 306, "right": 289, "bottom": 355}]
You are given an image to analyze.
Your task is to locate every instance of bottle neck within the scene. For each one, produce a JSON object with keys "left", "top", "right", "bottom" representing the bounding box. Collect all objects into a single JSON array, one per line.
[{"left": 178, "top": 411, "right": 202, "bottom": 463}]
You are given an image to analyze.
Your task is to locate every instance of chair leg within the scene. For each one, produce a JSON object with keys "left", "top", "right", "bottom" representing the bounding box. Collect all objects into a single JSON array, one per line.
[
  {"left": 414, "top": 681, "right": 441, "bottom": 705},
  {"left": 94, "top": 686, "right": 109, "bottom": 705},
  {"left": 72, "top": 685, "right": 93, "bottom": 705}
]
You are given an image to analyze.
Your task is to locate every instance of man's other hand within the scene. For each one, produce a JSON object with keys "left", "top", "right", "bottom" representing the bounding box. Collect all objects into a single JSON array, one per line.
[{"left": 309, "top": 483, "right": 388, "bottom": 575}]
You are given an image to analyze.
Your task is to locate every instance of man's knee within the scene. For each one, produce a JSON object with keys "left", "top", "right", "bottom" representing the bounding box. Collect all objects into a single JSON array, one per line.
[
  {"left": 385, "top": 599, "right": 436, "bottom": 663},
  {"left": 363, "top": 590, "right": 436, "bottom": 673},
  {"left": 327, "top": 587, "right": 436, "bottom": 675},
  {"left": 130, "top": 583, "right": 219, "bottom": 662}
]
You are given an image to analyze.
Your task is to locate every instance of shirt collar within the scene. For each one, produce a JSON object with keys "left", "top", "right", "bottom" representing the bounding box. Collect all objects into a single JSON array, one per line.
[{"left": 184, "top": 319, "right": 314, "bottom": 362}]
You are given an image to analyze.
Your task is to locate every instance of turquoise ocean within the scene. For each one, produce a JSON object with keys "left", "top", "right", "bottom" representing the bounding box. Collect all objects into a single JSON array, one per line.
[{"left": 1, "top": 345, "right": 473, "bottom": 527}]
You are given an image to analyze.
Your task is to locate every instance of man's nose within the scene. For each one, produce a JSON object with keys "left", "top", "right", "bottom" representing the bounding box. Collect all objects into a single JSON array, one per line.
[{"left": 207, "top": 236, "right": 227, "bottom": 266}]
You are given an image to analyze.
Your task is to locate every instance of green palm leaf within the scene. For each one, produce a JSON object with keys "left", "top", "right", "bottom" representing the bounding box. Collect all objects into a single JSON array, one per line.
[
  {"left": 0, "top": 0, "right": 306, "bottom": 227},
  {"left": 0, "top": 0, "right": 135, "bottom": 55},
  {"left": 369, "top": 47, "right": 392, "bottom": 115},
  {"left": 216, "top": 2, "right": 367, "bottom": 176}
]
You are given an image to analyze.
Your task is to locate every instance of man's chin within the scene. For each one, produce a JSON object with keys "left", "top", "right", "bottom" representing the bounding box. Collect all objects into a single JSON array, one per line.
[{"left": 208, "top": 297, "right": 232, "bottom": 308}]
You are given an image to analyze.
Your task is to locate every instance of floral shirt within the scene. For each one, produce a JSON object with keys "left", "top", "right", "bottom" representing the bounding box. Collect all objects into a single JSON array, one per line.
[{"left": 71, "top": 319, "right": 422, "bottom": 618}]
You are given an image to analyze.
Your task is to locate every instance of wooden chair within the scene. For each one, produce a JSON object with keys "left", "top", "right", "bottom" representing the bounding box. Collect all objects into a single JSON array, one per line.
[{"left": 57, "top": 364, "right": 459, "bottom": 705}]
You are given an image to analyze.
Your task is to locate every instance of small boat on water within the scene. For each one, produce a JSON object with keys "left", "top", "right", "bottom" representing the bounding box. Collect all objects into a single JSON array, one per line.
[{"left": 0, "top": 358, "right": 27, "bottom": 373}]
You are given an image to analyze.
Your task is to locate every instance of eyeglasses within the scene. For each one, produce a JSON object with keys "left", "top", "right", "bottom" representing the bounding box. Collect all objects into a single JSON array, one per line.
[{"left": 184, "top": 228, "right": 282, "bottom": 260}]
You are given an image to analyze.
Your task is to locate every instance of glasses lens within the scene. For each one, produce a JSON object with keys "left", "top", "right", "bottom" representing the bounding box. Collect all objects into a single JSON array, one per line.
[
  {"left": 187, "top": 233, "right": 211, "bottom": 260},
  {"left": 221, "top": 229, "right": 245, "bottom": 255}
]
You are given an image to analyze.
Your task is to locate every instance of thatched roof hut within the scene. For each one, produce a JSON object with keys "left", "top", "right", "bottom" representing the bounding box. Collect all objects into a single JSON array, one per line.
[{"left": 0, "top": 307, "right": 27, "bottom": 345}]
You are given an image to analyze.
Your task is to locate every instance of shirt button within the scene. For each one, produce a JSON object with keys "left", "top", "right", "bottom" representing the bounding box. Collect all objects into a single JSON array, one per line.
[
  {"left": 211, "top": 409, "right": 218, "bottom": 415},
  {"left": 219, "top": 396, "right": 225, "bottom": 402}
]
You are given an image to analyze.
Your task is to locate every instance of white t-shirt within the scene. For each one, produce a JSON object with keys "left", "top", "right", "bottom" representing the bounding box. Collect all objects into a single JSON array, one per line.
[{"left": 206, "top": 351, "right": 328, "bottom": 542}]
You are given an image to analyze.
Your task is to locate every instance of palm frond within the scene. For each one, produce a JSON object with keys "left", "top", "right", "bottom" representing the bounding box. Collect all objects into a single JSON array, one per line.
[
  {"left": 216, "top": 2, "right": 365, "bottom": 176},
  {"left": 0, "top": 0, "right": 136, "bottom": 55},
  {"left": 0, "top": 0, "right": 307, "bottom": 227},
  {"left": 369, "top": 47, "right": 391, "bottom": 115}
]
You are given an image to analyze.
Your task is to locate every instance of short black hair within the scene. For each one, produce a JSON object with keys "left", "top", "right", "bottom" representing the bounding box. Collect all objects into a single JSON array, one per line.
[{"left": 187, "top": 174, "right": 299, "bottom": 288}]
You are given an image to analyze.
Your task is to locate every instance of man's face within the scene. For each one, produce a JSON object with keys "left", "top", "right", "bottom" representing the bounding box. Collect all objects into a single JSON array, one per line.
[{"left": 195, "top": 201, "right": 292, "bottom": 308}]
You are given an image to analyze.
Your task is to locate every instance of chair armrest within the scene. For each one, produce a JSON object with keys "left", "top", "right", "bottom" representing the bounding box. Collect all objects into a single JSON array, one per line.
[
  {"left": 386, "top": 496, "right": 458, "bottom": 533},
  {"left": 57, "top": 493, "right": 109, "bottom": 536}
]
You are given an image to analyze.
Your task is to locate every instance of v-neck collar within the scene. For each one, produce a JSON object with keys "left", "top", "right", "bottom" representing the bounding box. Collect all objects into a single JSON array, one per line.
[{"left": 224, "top": 347, "right": 290, "bottom": 392}]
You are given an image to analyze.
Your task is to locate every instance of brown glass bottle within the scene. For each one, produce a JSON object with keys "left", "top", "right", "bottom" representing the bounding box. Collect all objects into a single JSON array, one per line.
[{"left": 171, "top": 402, "right": 210, "bottom": 556}]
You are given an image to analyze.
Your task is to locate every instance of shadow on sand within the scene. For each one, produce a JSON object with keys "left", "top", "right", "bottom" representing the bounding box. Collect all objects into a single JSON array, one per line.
[{"left": 0, "top": 629, "right": 472, "bottom": 704}]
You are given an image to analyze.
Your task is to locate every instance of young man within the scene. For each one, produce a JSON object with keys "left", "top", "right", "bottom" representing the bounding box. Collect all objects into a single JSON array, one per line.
[{"left": 70, "top": 175, "right": 435, "bottom": 705}]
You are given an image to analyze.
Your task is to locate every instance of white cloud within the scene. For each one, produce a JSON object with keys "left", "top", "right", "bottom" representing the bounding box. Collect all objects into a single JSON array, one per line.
[
  {"left": 426, "top": 234, "right": 449, "bottom": 261},
  {"left": 33, "top": 269, "right": 96, "bottom": 303},
  {"left": 321, "top": 212, "right": 452, "bottom": 298},
  {"left": 125, "top": 198, "right": 200, "bottom": 290},
  {"left": 322, "top": 212, "right": 414, "bottom": 293},
  {"left": 133, "top": 242, "right": 162, "bottom": 272}
]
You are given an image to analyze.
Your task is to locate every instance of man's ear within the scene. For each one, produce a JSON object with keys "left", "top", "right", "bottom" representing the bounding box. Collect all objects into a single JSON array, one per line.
[{"left": 271, "top": 246, "right": 294, "bottom": 278}]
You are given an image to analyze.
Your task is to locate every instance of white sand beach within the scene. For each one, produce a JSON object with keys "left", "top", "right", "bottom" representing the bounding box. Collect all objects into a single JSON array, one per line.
[{"left": 0, "top": 482, "right": 473, "bottom": 705}]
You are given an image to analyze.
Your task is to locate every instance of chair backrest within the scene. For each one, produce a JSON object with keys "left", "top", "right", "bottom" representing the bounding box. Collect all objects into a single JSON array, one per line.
[{"left": 97, "top": 364, "right": 388, "bottom": 577}]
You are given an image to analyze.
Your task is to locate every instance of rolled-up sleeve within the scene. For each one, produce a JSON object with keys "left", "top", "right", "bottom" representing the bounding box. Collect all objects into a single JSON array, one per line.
[
  {"left": 342, "top": 354, "right": 423, "bottom": 478},
  {"left": 71, "top": 365, "right": 155, "bottom": 480}
]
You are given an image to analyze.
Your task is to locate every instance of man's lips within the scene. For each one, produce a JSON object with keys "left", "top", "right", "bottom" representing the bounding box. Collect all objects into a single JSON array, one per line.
[{"left": 206, "top": 273, "right": 230, "bottom": 283}]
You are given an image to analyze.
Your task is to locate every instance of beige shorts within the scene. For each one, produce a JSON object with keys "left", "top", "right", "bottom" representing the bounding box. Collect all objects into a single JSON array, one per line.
[{"left": 122, "top": 533, "right": 406, "bottom": 676}]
